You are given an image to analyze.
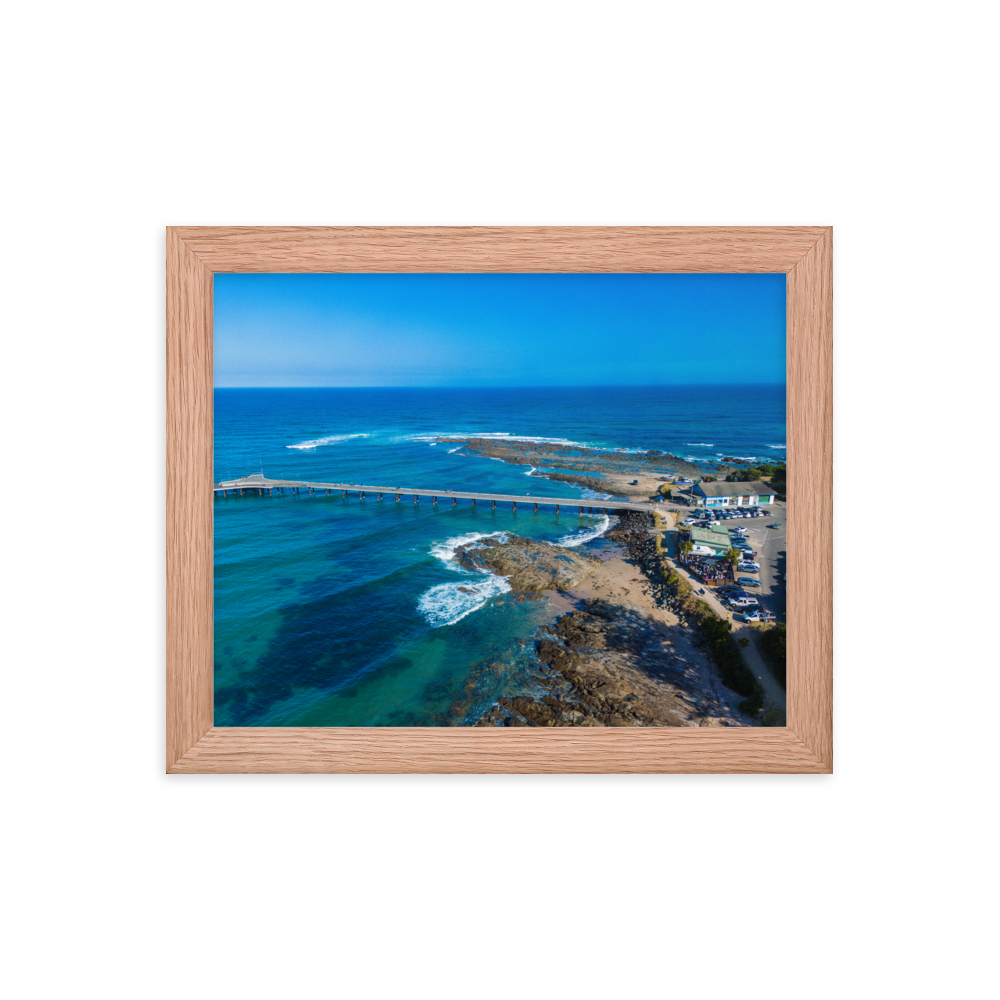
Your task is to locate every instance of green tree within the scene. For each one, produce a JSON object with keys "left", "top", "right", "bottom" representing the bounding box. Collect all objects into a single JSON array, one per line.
[
  {"left": 758, "top": 624, "right": 787, "bottom": 688},
  {"left": 725, "top": 548, "right": 741, "bottom": 570},
  {"left": 680, "top": 540, "right": 693, "bottom": 555}
]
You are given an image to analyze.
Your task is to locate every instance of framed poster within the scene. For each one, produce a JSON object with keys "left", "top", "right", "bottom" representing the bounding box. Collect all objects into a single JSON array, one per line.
[{"left": 167, "top": 227, "right": 832, "bottom": 773}]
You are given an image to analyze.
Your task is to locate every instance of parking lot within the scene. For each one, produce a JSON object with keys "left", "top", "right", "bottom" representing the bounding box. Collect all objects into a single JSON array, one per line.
[{"left": 667, "top": 500, "right": 787, "bottom": 624}]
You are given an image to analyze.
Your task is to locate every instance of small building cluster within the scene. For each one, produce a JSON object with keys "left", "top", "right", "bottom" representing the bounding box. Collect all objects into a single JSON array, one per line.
[
  {"left": 687, "top": 524, "right": 732, "bottom": 556},
  {"left": 689, "top": 480, "right": 777, "bottom": 507}
]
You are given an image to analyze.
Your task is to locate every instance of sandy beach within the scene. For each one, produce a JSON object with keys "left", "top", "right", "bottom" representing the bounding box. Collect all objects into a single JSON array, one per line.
[{"left": 420, "top": 432, "right": 786, "bottom": 727}]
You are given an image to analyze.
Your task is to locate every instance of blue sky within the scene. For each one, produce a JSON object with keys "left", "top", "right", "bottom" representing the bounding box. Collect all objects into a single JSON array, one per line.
[{"left": 214, "top": 273, "right": 785, "bottom": 387}]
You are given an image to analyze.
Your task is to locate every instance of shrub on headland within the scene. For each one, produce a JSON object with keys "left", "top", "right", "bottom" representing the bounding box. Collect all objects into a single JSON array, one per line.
[
  {"left": 697, "top": 615, "right": 764, "bottom": 716},
  {"left": 757, "top": 624, "right": 786, "bottom": 688}
]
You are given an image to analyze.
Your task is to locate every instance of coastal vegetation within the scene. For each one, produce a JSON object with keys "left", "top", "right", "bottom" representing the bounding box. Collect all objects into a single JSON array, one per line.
[
  {"left": 696, "top": 615, "right": 764, "bottom": 716},
  {"left": 757, "top": 623, "right": 787, "bottom": 688},
  {"left": 725, "top": 462, "right": 787, "bottom": 500}
]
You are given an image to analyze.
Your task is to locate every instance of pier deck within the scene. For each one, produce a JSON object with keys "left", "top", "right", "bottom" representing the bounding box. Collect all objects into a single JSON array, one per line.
[{"left": 214, "top": 474, "right": 657, "bottom": 512}]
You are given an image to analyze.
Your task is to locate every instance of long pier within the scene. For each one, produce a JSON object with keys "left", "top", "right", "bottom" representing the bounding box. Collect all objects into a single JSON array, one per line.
[{"left": 214, "top": 473, "right": 657, "bottom": 513}]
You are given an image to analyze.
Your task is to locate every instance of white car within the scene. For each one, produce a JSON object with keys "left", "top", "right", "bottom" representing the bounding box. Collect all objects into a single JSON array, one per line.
[{"left": 739, "top": 561, "right": 761, "bottom": 572}]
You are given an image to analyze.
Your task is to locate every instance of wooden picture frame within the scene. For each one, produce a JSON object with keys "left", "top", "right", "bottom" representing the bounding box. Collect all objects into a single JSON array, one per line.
[{"left": 167, "top": 226, "right": 831, "bottom": 773}]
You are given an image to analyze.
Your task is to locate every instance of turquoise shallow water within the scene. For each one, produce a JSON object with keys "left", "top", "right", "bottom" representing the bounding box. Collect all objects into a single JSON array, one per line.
[{"left": 213, "top": 385, "right": 785, "bottom": 725}]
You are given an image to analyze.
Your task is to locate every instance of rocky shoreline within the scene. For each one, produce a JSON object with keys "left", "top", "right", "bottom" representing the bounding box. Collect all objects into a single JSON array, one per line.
[
  {"left": 453, "top": 533, "right": 598, "bottom": 593},
  {"left": 446, "top": 519, "right": 748, "bottom": 727},
  {"left": 435, "top": 436, "right": 720, "bottom": 480}
]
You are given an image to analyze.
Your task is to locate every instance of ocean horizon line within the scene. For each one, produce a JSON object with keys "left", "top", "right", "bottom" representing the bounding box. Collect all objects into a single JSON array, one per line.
[{"left": 213, "top": 382, "right": 787, "bottom": 390}]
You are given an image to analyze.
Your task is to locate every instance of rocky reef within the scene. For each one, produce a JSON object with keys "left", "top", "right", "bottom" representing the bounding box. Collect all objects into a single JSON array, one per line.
[
  {"left": 435, "top": 436, "right": 717, "bottom": 478},
  {"left": 474, "top": 599, "right": 740, "bottom": 727},
  {"left": 453, "top": 533, "right": 598, "bottom": 593}
]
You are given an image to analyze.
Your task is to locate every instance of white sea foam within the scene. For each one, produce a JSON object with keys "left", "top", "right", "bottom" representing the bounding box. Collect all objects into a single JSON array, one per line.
[
  {"left": 447, "top": 447, "right": 462, "bottom": 454},
  {"left": 685, "top": 443, "right": 714, "bottom": 447},
  {"left": 767, "top": 444, "right": 786, "bottom": 450},
  {"left": 580, "top": 488, "right": 614, "bottom": 500},
  {"left": 286, "top": 433, "right": 369, "bottom": 450},
  {"left": 429, "top": 442, "right": 437, "bottom": 446},
  {"left": 525, "top": 466, "right": 536, "bottom": 476},
  {"left": 556, "top": 514, "right": 615, "bottom": 548},
  {"left": 409, "top": 432, "right": 596, "bottom": 449},
  {"left": 429, "top": 531, "right": 510, "bottom": 567},
  {"left": 417, "top": 575, "right": 512, "bottom": 628},
  {"left": 420, "top": 531, "right": 514, "bottom": 626}
]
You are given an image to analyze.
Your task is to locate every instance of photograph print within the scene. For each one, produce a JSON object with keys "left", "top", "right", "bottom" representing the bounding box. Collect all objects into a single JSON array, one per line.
[{"left": 213, "top": 272, "right": 787, "bottom": 728}]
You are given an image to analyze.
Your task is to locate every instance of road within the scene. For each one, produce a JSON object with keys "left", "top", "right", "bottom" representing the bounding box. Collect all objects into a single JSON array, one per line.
[{"left": 656, "top": 502, "right": 787, "bottom": 713}]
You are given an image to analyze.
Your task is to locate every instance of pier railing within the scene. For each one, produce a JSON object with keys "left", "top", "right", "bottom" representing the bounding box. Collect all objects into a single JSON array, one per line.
[{"left": 214, "top": 474, "right": 657, "bottom": 514}]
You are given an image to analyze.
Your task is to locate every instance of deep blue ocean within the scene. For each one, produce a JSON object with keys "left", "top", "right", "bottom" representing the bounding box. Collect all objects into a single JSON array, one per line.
[{"left": 214, "top": 385, "right": 785, "bottom": 726}]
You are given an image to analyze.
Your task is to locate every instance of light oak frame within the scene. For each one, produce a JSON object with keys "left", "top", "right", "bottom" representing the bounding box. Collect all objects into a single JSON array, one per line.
[{"left": 167, "top": 227, "right": 832, "bottom": 773}]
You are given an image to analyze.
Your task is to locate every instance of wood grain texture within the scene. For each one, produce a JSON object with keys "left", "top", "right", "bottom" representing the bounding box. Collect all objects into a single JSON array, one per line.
[
  {"left": 166, "top": 230, "right": 214, "bottom": 770},
  {"left": 165, "top": 226, "right": 833, "bottom": 774},
  {"left": 786, "top": 229, "right": 833, "bottom": 769},
  {"left": 171, "top": 226, "right": 829, "bottom": 274},
  {"left": 169, "top": 727, "right": 829, "bottom": 774}
]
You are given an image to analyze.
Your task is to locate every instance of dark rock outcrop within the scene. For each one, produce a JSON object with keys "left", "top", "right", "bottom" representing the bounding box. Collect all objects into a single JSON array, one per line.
[{"left": 453, "top": 534, "right": 597, "bottom": 593}]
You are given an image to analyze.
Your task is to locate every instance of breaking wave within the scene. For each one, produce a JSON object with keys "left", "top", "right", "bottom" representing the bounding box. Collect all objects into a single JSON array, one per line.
[
  {"left": 767, "top": 444, "right": 786, "bottom": 450},
  {"left": 556, "top": 514, "right": 615, "bottom": 547},
  {"left": 580, "top": 488, "right": 614, "bottom": 500},
  {"left": 417, "top": 575, "right": 512, "bottom": 628},
  {"left": 286, "top": 433, "right": 369, "bottom": 450},
  {"left": 686, "top": 443, "right": 714, "bottom": 447},
  {"left": 420, "top": 531, "right": 513, "bottom": 627},
  {"left": 410, "top": 432, "right": 597, "bottom": 449},
  {"left": 429, "top": 531, "right": 509, "bottom": 567}
]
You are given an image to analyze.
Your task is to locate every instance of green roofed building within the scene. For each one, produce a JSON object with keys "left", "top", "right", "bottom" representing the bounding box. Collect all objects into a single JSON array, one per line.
[{"left": 688, "top": 525, "right": 732, "bottom": 557}]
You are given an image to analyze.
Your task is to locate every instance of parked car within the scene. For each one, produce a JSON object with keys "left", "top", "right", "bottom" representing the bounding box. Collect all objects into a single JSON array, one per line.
[
  {"left": 737, "top": 577, "right": 760, "bottom": 587},
  {"left": 739, "top": 561, "right": 761, "bottom": 572},
  {"left": 742, "top": 610, "right": 763, "bottom": 622}
]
